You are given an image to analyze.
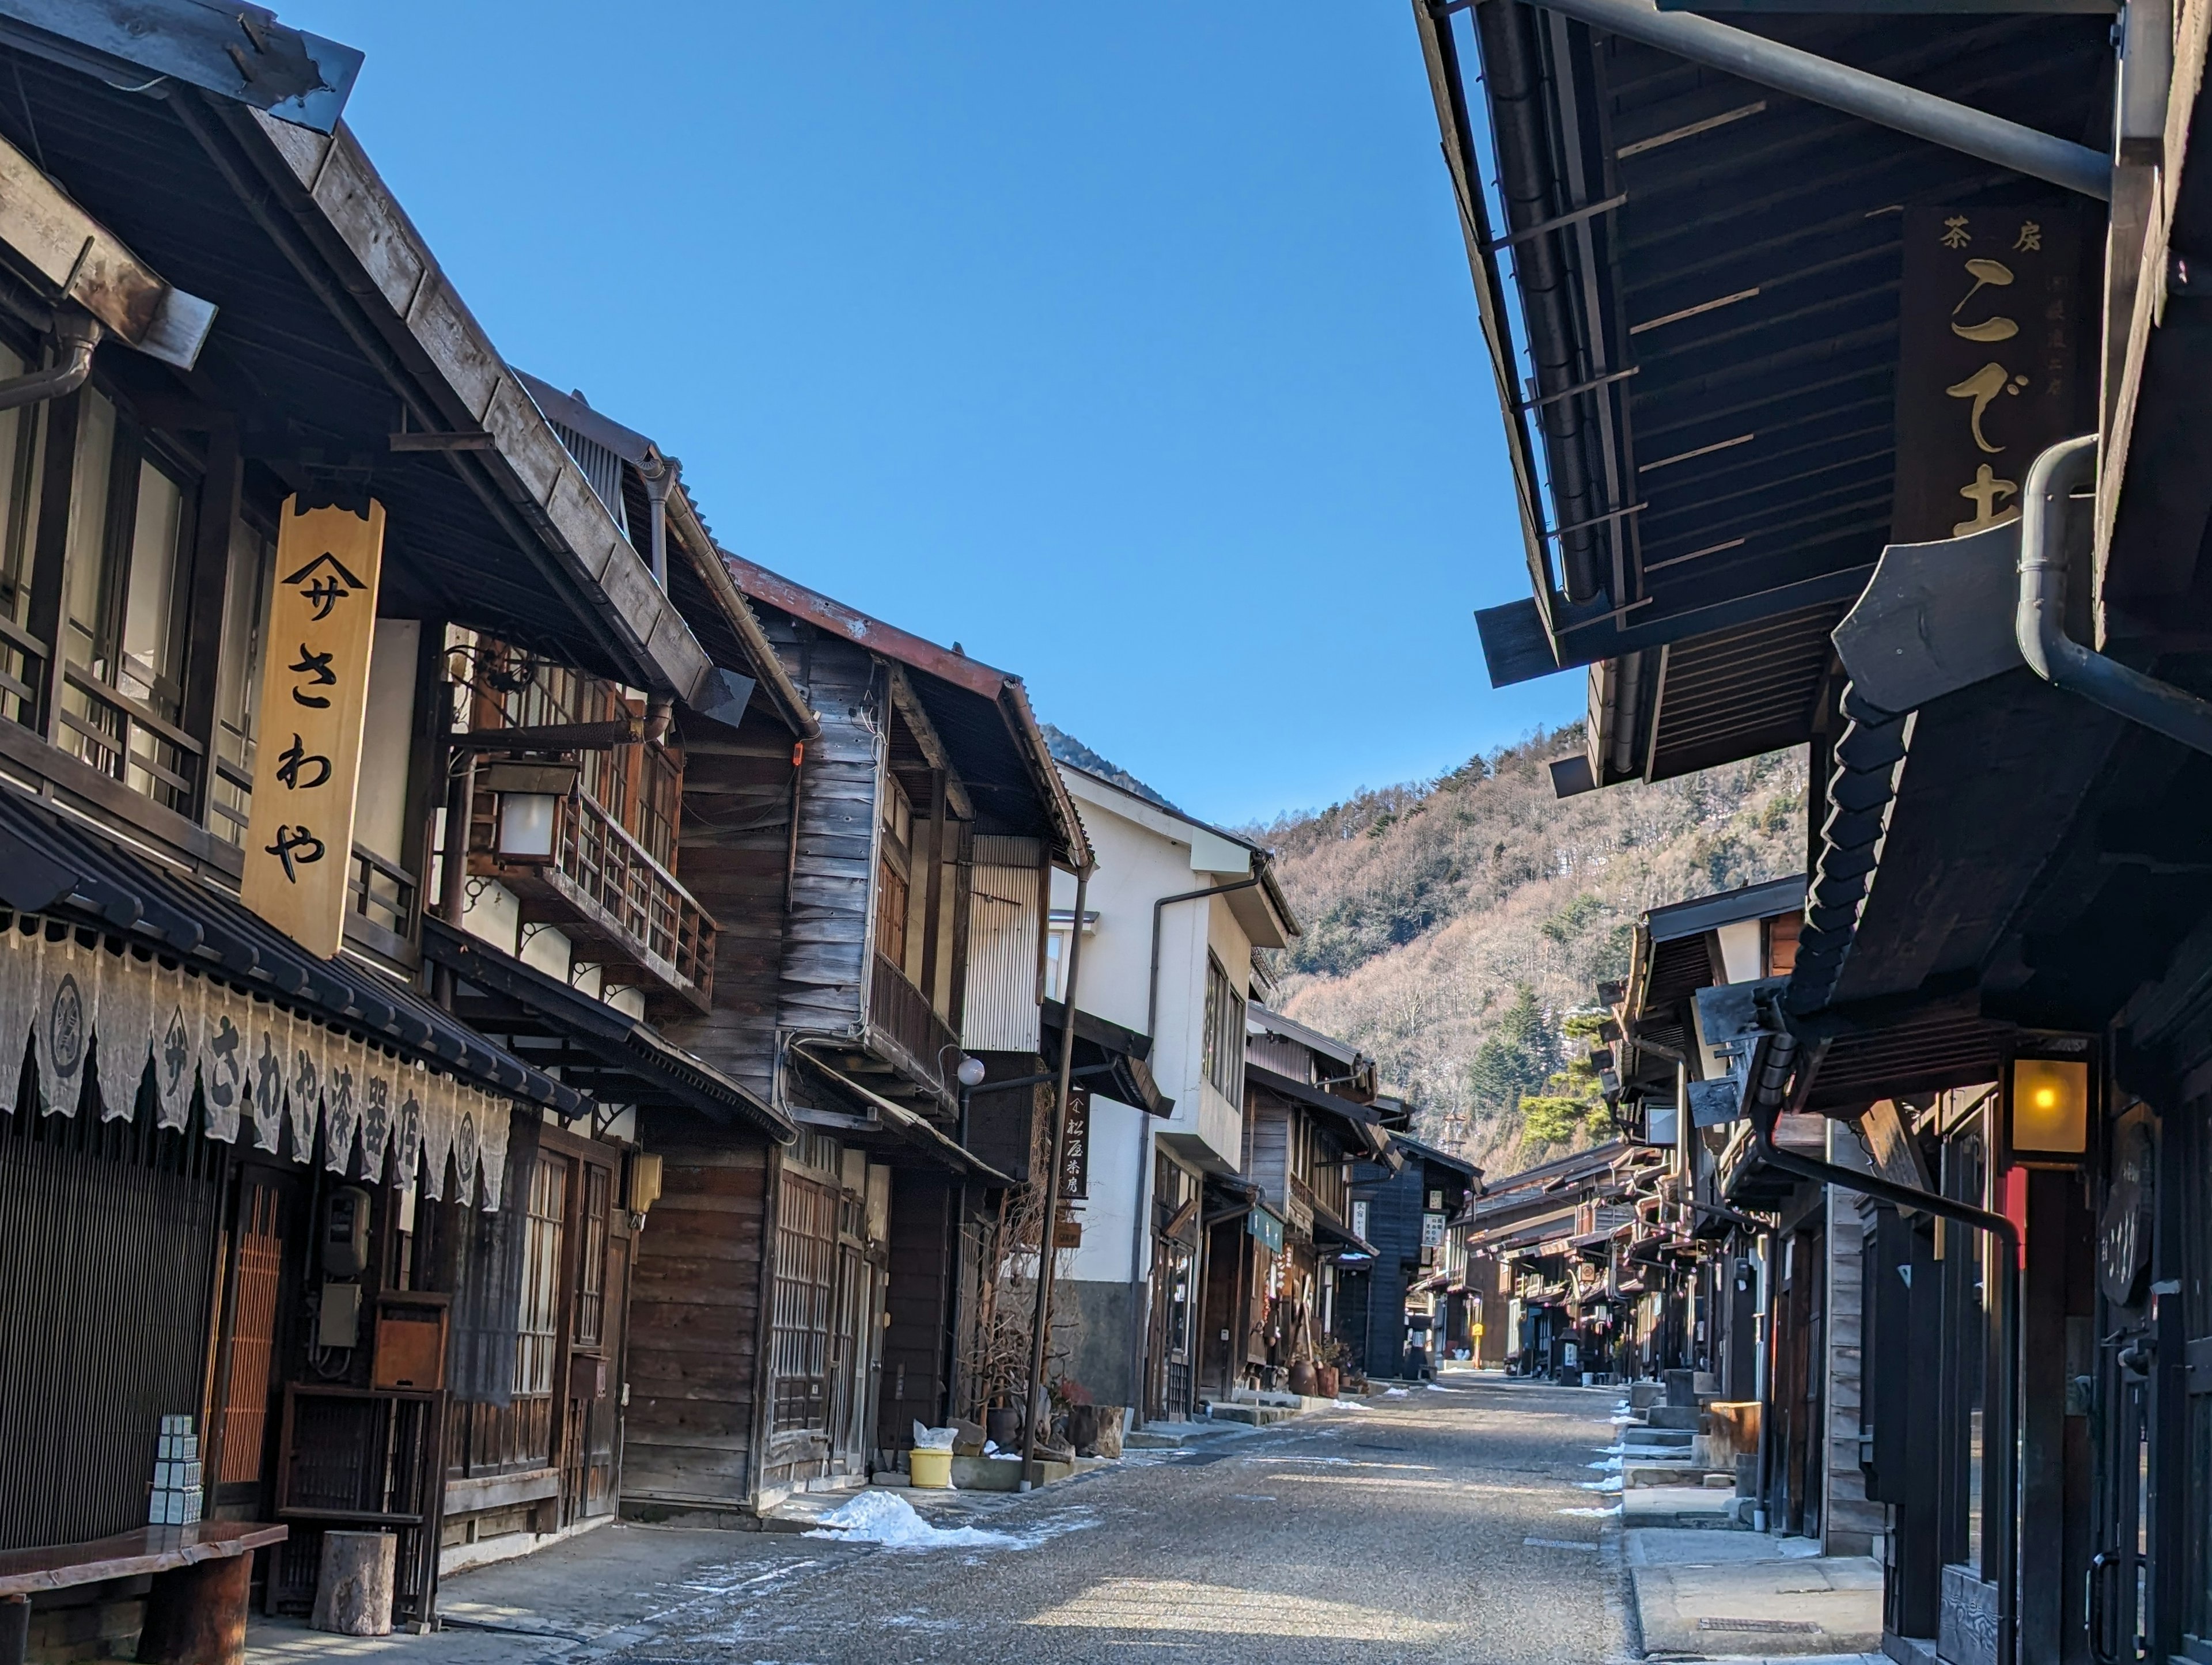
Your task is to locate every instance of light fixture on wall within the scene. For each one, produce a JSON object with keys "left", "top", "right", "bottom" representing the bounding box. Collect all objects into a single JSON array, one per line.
[
  {"left": 480, "top": 760, "right": 580, "bottom": 860},
  {"left": 2003, "top": 1037, "right": 2094, "bottom": 1166},
  {"left": 626, "top": 1151, "right": 664, "bottom": 1228}
]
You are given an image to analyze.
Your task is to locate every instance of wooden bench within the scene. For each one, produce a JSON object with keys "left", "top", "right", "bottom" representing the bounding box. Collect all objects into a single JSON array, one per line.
[{"left": 0, "top": 1522, "right": 287, "bottom": 1665}]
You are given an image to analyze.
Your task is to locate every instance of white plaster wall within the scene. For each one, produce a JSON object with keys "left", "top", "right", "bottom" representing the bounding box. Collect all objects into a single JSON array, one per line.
[{"left": 1051, "top": 769, "right": 1263, "bottom": 1291}]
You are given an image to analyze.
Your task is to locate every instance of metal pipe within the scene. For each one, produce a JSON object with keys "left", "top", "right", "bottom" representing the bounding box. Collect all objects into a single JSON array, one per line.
[
  {"left": 434, "top": 674, "right": 477, "bottom": 1012},
  {"left": 0, "top": 309, "right": 101, "bottom": 414},
  {"left": 1745, "top": 1007, "right": 2020, "bottom": 1662},
  {"left": 1146, "top": 875, "right": 1261, "bottom": 1042},
  {"left": 638, "top": 453, "right": 674, "bottom": 589},
  {"left": 2017, "top": 433, "right": 2212, "bottom": 756},
  {"left": 1521, "top": 0, "right": 2111, "bottom": 201},
  {"left": 1021, "top": 861, "right": 1092, "bottom": 1489}
]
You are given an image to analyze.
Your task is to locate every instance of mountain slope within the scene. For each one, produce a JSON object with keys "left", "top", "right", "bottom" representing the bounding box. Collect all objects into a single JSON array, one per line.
[{"left": 1255, "top": 725, "right": 1805, "bottom": 1170}]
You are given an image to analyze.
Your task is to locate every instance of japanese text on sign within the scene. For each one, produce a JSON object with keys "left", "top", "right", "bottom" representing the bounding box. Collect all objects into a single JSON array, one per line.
[{"left": 239, "top": 498, "right": 386, "bottom": 958}]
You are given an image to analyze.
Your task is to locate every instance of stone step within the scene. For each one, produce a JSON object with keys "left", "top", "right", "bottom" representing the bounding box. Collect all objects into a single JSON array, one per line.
[
  {"left": 1622, "top": 1462, "right": 1738, "bottom": 1490},
  {"left": 1623, "top": 1427, "right": 1695, "bottom": 1447},
  {"left": 1207, "top": 1401, "right": 1295, "bottom": 1427},
  {"left": 1647, "top": 1404, "right": 1706, "bottom": 1431}
]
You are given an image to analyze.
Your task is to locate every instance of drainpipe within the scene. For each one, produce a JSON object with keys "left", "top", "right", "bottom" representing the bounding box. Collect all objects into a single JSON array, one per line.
[
  {"left": 1132, "top": 871, "right": 1265, "bottom": 1413},
  {"left": 0, "top": 309, "right": 101, "bottom": 414},
  {"left": 1021, "top": 860, "right": 1092, "bottom": 1489},
  {"left": 2016, "top": 433, "right": 2212, "bottom": 757},
  {"left": 1743, "top": 996, "right": 2020, "bottom": 1663},
  {"left": 434, "top": 679, "right": 477, "bottom": 1012},
  {"left": 638, "top": 453, "right": 675, "bottom": 589},
  {"left": 1518, "top": 0, "right": 2109, "bottom": 201}
]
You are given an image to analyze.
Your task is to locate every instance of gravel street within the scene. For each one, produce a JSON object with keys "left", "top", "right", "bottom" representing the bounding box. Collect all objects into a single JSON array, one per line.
[{"left": 261, "top": 1376, "right": 1637, "bottom": 1665}]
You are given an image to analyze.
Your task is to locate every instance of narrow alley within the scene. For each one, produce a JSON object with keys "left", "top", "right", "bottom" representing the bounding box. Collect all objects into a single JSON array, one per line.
[{"left": 252, "top": 1380, "right": 1637, "bottom": 1665}]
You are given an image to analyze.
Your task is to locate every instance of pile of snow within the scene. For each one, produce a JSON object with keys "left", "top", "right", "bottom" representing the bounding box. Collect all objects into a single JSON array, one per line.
[
  {"left": 1382, "top": 1387, "right": 1410, "bottom": 1398},
  {"left": 804, "top": 1490, "right": 1021, "bottom": 1551},
  {"left": 1425, "top": 1383, "right": 1453, "bottom": 1394},
  {"left": 1331, "top": 1399, "right": 1371, "bottom": 1410}
]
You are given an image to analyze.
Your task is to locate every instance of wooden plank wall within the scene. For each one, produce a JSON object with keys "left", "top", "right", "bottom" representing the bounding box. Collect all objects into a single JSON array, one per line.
[
  {"left": 1359, "top": 1161, "right": 1423, "bottom": 1378},
  {"left": 1243, "top": 1099, "right": 1290, "bottom": 1212},
  {"left": 1823, "top": 1186, "right": 1883, "bottom": 1555},
  {"left": 621, "top": 1109, "right": 774, "bottom": 1516},
  {"left": 667, "top": 695, "right": 794, "bottom": 1097},
  {"left": 772, "top": 625, "right": 882, "bottom": 1039},
  {"left": 877, "top": 1168, "right": 955, "bottom": 1453}
]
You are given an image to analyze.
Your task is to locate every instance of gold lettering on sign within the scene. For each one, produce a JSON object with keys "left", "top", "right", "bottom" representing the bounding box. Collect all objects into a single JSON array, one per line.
[{"left": 240, "top": 497, "right": 385, "bottom": 958}]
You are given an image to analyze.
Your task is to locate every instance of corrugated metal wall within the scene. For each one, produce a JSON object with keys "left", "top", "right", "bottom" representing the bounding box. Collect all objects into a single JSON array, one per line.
[{"left": 962, "top": 836, "right": 1040, "bottom": 1052}]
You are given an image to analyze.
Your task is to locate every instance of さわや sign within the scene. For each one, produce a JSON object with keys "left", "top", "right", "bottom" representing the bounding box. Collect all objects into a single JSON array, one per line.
[{"left": 240, "top": 497, "right": 386, "bottom": 958}]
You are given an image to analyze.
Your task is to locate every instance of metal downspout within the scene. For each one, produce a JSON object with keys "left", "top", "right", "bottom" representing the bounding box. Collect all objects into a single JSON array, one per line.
[
  {"left": 1022, "top": 862, "right": 1092, "bottom": 1489},
  {"left": 1146, "top": 876, "right": 1263, "bottom": 1042},
  {"left": 0, "top": 310, "right": 100, "bottom": 413},
  {"left": 1524, "top": 0, "right": 2110, "bottom": 201},
  {"left": 639, "top": 453, "right": 674, "bottom": 589},
  {"left": 1744, "top": 1001, "right": 2021, "bottom": 1663},
  {"left": 2017, "top": 434, "right": 2212, "bottom": 756}
]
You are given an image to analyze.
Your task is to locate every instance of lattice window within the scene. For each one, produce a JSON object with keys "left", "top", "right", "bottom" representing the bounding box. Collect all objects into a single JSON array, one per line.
[
  {"left": 573, "top": 1163, "right": 610, "bottom": 1350},
  {"left": 772, "top": 1171, "right": 837, "bottom": 1434},
  {"left": 513, "top": 1154, "right": 568, "bottom": 1398}
]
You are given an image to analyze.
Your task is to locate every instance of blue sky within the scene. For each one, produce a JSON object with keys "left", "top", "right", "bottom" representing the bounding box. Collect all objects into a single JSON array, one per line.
[{"left": 282, "top": 0, "right": 1580, "bottom": 825}]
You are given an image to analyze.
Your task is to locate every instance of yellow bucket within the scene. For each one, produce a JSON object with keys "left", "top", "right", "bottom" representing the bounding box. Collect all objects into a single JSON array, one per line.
[{"left": 908, "top": 1447, "right": 953, "bottom": 1489}]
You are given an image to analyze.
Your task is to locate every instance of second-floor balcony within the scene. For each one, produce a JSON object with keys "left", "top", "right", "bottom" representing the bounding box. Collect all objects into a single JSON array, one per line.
[
  {"left": 469, "top": 782, "right": 716, "bottom": 1015},
  {"left": 866, "top": 951, "right": 960, "bottom": 1111}
]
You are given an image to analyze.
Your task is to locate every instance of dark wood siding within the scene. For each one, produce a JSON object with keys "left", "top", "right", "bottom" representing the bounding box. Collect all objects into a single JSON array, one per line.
[
  {"left": 1244, "top": 1098, "right": 1290, "bottom": 1211},
  {"left": 771, "top": 628, "right": 881, "bottom": 1039},
  {"left": 665, "top": 693, "right": 796, "bottom": 1098},
  {"left": 621, "top": 1112, "right": 772, "bottom": 1514},
  {"left": 877, "top": 1168, "right": 953, "bottom": 1451}
]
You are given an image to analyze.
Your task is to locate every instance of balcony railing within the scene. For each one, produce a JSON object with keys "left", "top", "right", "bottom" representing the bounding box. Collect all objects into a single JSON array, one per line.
[
  {"left": 0, "top": 613, "right": 43, "bottom": 730},
  {"left": 470, "top": 785, "right": 715, "bottom": 1011},
  {"left": 868, "top": 951, "right": 960, "bottom": 1105},
  {"left": 55, "top": 661, "right": 200, "bottom": 816},
  {"left": 349, "top": 843, "right": 418, "bottom": 942}
]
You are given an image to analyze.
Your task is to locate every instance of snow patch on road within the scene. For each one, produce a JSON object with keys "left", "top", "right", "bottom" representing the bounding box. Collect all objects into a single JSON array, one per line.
[{"left": 801, "top": 1492, "right": 1031, "bottom": 1550}]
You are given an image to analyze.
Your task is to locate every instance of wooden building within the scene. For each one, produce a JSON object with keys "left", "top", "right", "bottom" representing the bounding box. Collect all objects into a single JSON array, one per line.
[
  {"left": 1210, "top": 1008, "right": 1394, "bottom": 1395},
  {"left": 615, "top": 554, "right": 1092, "bottom": 1515},
  {"left": 1419, "top": 0, "right": 2212, "bottom": 1654},
  {"left": 1340, "top": 1131, "right": 1476, "bottom": 1382},
  {"left": 0, "top": 12, "right": 791, "bottom": 1643}
]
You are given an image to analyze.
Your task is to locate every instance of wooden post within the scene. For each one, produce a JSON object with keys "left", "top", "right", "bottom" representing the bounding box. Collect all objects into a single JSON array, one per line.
[
  {"left": 0, "top": 1594, "right": 26, "bottom": 1665},
  {"left": 139, "top": 1552, "right": 253, "bottom": 1665},
  {"left": 309, "top": 1531, "right": 395, "bottom": 1637}
]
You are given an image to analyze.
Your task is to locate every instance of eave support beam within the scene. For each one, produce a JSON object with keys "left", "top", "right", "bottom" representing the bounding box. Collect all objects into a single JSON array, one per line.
[{"left": 1518, "top": 0, "right": 2112, "bottom": 200}]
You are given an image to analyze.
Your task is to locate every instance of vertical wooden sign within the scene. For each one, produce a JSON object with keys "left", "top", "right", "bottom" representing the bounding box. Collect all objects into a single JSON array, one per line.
[
  {"left": 1891, "top": 204, "right": 2085, "bottom": 545},
  {"left": 240, "top": 496, "right": 386, "bottom": 958}
]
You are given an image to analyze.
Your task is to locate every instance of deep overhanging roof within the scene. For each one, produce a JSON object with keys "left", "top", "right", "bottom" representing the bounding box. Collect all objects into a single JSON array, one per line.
[
  {"left": 1041, "top": 996, "right": 1173, "bottom": 1117},
  {"left": 1058, "top": 762, "right": 1302, "bottom": 943},
  {"left": 1648, "top": 875, "right": 1806, "bottom": 945},
  {"left": 789, "top": 1043, "right": 1014, "bottom": 1184},
  {"left": 1248, "top": 1063, "right": 1395, "bottom": 1160},
  {"left": 722, "top": 553, "right": 1089, "bottom": 866},
  {"left": 1389, "top": 1131, "right": 1480, "bottom": 1178},
  {"left": 421, "top": 920, "right": 792, "bottom": 1141},
  {"left": 0, "top": 786, "right": 584, "bottom": 1114},
  {"left": 513, "top": 373, "right": 820, "bottom": 741},
  {"left": 1418, "top": 3, "right": 2111, "bottom": 779},
  {"left": 0, "top": 54, "right": 717, "bottom": 700}
]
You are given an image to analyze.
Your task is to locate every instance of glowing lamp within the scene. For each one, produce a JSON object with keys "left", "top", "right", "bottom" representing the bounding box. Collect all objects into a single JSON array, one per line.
[{"left": 2006, "top": 1050, "right": 2091, "bottom": 1165}]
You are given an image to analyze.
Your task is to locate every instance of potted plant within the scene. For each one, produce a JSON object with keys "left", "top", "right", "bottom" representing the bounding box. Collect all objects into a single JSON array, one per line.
[{"left": 1314, "top": 1334, "right": 1352, "bottom": 1399}]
